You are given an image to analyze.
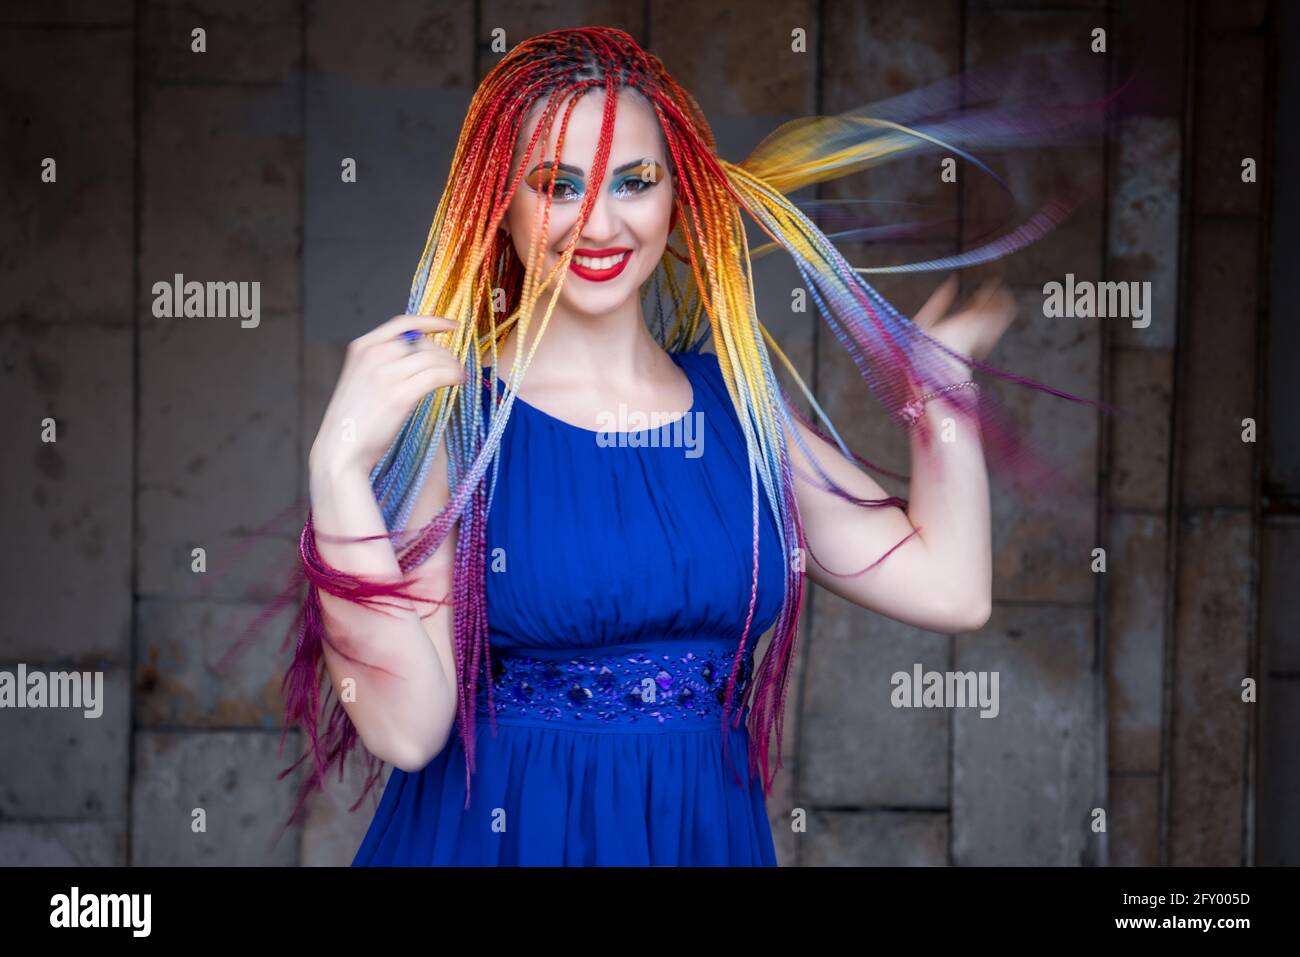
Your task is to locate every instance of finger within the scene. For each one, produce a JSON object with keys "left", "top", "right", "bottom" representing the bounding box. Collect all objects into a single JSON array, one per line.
[
  {"left": 989, "top": 289, "right": 1019, "bottom": 334},
  {"left": 387, "top": 347, "right": 467, "bottom": 384},
  {"left": 912, "top": 273, "right": 959, "bottom": 331},
  {"left": 368, "top": 330, "right": 463, "bottom": 367},
  {"left": 356, "top": 314, "right": 459, "bottom": 349},
  {"left": 974, "top": 284, "right": 1016, "bottom": 324},
  {"left": 968, "top": 277, "right": 1001, "bottom": 311},
  {"left": 393, "top": 366, "right": 463, "bottom": 408},
  {"left": 957, "top": 286, "right": 1018, "bottom": 354}
]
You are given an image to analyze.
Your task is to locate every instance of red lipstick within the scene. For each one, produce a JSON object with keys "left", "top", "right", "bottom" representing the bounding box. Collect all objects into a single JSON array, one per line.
[{"left": 570, "top": 246, "right": 632, "bottom": 282}]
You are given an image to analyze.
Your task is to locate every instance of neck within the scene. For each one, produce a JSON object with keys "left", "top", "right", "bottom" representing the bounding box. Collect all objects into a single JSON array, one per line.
[{"left": 496, "top": 290, "right": 666, "bottom": 388}]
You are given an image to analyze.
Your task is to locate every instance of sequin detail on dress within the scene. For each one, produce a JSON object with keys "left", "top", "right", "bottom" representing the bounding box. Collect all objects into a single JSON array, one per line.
[{"left": 479, "top": 640, "right": 755, "bottom": 729}]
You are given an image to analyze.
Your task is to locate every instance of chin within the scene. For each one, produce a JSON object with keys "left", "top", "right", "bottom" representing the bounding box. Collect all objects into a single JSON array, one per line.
[
  {"left": 557, "top": 266, "right": 655, "bottom": 314},
  {"left": 560, "top": 285, "right": 632, "bottom": 317}
]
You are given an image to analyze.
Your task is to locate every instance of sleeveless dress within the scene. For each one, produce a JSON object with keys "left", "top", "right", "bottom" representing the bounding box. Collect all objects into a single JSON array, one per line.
[{"left": 351, "top": 349, "right": 786, "bottom": 866}]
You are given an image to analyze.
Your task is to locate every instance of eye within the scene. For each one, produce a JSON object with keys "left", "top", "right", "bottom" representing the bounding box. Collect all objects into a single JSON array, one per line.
[
  {"left": 526, "top": 166, "right": 583, "bottom": 202},
  {"left": 613, "top": 177, "right": 652, "bottom": 197},
  {"left": 550, "top": 179, "right": 582, "bottom": 201},
  {"left": 613, "top": 161, "right": 664, "bottom": 197}
]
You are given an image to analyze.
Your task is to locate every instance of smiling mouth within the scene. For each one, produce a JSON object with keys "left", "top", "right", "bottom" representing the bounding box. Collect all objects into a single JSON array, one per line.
[
  {"left": 572, "top": 251, "right": 630, "bottom": 268},
  {"left": 569, "top": 249, "right": 632, "bottom": 281}
]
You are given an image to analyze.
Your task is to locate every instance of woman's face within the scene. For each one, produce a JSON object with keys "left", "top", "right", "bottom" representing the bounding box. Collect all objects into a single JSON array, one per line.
[{"left": 503, "top": 87, "right": 675, "bottom": 318}]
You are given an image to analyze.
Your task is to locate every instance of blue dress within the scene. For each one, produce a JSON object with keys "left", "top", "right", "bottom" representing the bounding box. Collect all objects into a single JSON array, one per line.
[{"left": 352, "top": 349, "right": 786, "bottom": 866}]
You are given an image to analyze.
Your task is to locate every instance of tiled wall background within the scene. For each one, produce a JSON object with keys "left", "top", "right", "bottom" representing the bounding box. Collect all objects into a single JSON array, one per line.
[{"left": 0, "top": 0, "right": 1292, "bottom": 866}]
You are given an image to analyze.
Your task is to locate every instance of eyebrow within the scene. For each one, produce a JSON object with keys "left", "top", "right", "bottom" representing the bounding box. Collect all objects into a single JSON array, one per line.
[{"left": 527, "top": 159, "right": 661, "bottom": 178}]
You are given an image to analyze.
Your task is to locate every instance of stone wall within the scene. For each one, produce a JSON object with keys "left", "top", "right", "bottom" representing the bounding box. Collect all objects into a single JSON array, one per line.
[{"left": 0, "top": 0, "right": 1288, "bottom": 866}]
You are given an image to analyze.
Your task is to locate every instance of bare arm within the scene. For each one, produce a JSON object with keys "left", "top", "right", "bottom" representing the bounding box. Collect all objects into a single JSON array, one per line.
[
  {"left": 309, "top": 441, "right": 459, "bottom": 771},
  {"left": 786, "top": 278, "right": 1011, "bottom": 634},
  {"left": 784, "top": 384, "right": 991, "bottom": 634},
  {"left": 304, "top": 312, "right": 465, "bottom": 771}
]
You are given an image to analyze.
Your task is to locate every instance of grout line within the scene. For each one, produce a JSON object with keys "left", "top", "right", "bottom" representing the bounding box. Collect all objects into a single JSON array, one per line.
[{"left": 1157, "top": 0, "right": 1201, "bottom": 869}]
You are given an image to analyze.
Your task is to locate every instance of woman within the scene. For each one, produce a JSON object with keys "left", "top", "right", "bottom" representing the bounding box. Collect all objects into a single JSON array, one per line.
[{"left": 278, "top": 26, "right": 1097, "bottom": 865}]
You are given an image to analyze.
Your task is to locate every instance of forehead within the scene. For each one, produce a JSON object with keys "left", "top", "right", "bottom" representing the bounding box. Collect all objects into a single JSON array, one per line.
[{"left": 512, "top": 87, "right": 664, "bottom": 171}]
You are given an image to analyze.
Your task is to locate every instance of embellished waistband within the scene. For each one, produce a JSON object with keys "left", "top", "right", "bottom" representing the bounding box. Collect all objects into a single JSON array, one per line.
[{"left": 475, "top": 639, "right": 755, "bottom": 732}]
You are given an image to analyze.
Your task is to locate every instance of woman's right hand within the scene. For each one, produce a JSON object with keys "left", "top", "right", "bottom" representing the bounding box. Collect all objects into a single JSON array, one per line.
[{"left": 308, "top": 313, "right": 465, "bottom": 480}]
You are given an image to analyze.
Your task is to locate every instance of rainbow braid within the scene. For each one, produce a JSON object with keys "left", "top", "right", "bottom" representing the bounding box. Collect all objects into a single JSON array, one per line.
[{"left": 231, "top": 27, "right": 1112, "bottom": 830}]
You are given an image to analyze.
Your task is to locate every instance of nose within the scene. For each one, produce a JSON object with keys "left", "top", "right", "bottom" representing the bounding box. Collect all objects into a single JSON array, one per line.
[{"left": 576, "top": 174, "right": 620, "bottom": 243}]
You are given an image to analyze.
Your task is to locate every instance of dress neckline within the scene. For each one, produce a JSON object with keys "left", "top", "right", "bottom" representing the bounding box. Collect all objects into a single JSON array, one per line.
[{"left": 485, "top": 350, "right": 699, "bottom": 437}]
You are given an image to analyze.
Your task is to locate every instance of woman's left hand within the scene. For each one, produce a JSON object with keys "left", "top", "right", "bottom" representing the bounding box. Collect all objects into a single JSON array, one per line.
[{"left": 911, "top": 273, "right": 1019, "bottom": 368}]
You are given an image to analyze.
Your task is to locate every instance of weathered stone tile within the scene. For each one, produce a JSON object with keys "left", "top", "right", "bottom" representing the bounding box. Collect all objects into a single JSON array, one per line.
[
  {"left": 311, "top": 1, "right": 474, "bottom": 85},
  {"left": 1108, "top": 348, "right": 1173, "bottom": 511},
  {"left": 1180, "top": 219, "right": 1258, "bottom": 508},
  {"left": 822, "top": 0, "right": 962, "bottom": 216},
  {"left": 303, "top": 0, "right": 469, "bottom": 345},
  {"left": 135, "top": 596, "right": 301, "bottom": 729},
  {"left": 963, "top": 12, "right": 1107, "bottom": 290},
  {"left": 803, "top": 589, "right": 950, "bottom": 808},
  {"left": 1168, "top": 509, "right": 1251, "bottom": 865},
  {"left": 0, "top": 667, "right": 130, "bottom": 819},
  {"left": 1108, "top": 115, "right": 1181, "bottom": 350},
  {"left": 0, "top": 821, "right": 127, "bottom": 866},
  {"left": 141, "top": 0, "right": 300, "bottom": 85},
  {"left": 130, "top": 730, "right": 302, "bottom": 865},
  {"left": 825, "top": 0, "right": 961, "bottom": 101},
  {"left": 140, "top": 83, "right": 302, "bottom": 316},
  {"left": 651, "top": 2, "right": 817, "bottom": 116},
  {"left": 137, "top": 309, "right": 301, "bottom": 600},
  {"left": 0, "top": 2, "right": 132, "bottom": 24},
  {"left": 0, "top": 26, "right": 132, "bottom": 324},
  {"left": 1107, "top": 512, "right": 1167, "bottom": 772},
  {"left": 1108, "top": 772, "right": 1158, "bottom": 866},
  {"left": 1111, "top": 0, "right": 1188, "bottom": 117},
  {"left": 953, "top": 604, "right": 1098, "bottom": 865},
  {"left": 0, "top": 321, "right": 132, "bottom": 663},
  {"left": 966, "top": 10, "right": 1108, "bottom": 103},
  {"left": 1201, "top": 0, "right": 1268, "bottom": 31},
  {"left": 1192, "top": 34, "right": 1264, "bottom": 218},
  {"left": 803, "top": 811, "right": 947, "bottom": 866}
]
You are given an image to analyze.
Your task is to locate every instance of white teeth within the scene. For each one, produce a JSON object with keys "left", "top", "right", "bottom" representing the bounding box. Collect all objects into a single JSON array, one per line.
[{"left": 573, "top": 251, "right": 629, "bottom": 269}]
